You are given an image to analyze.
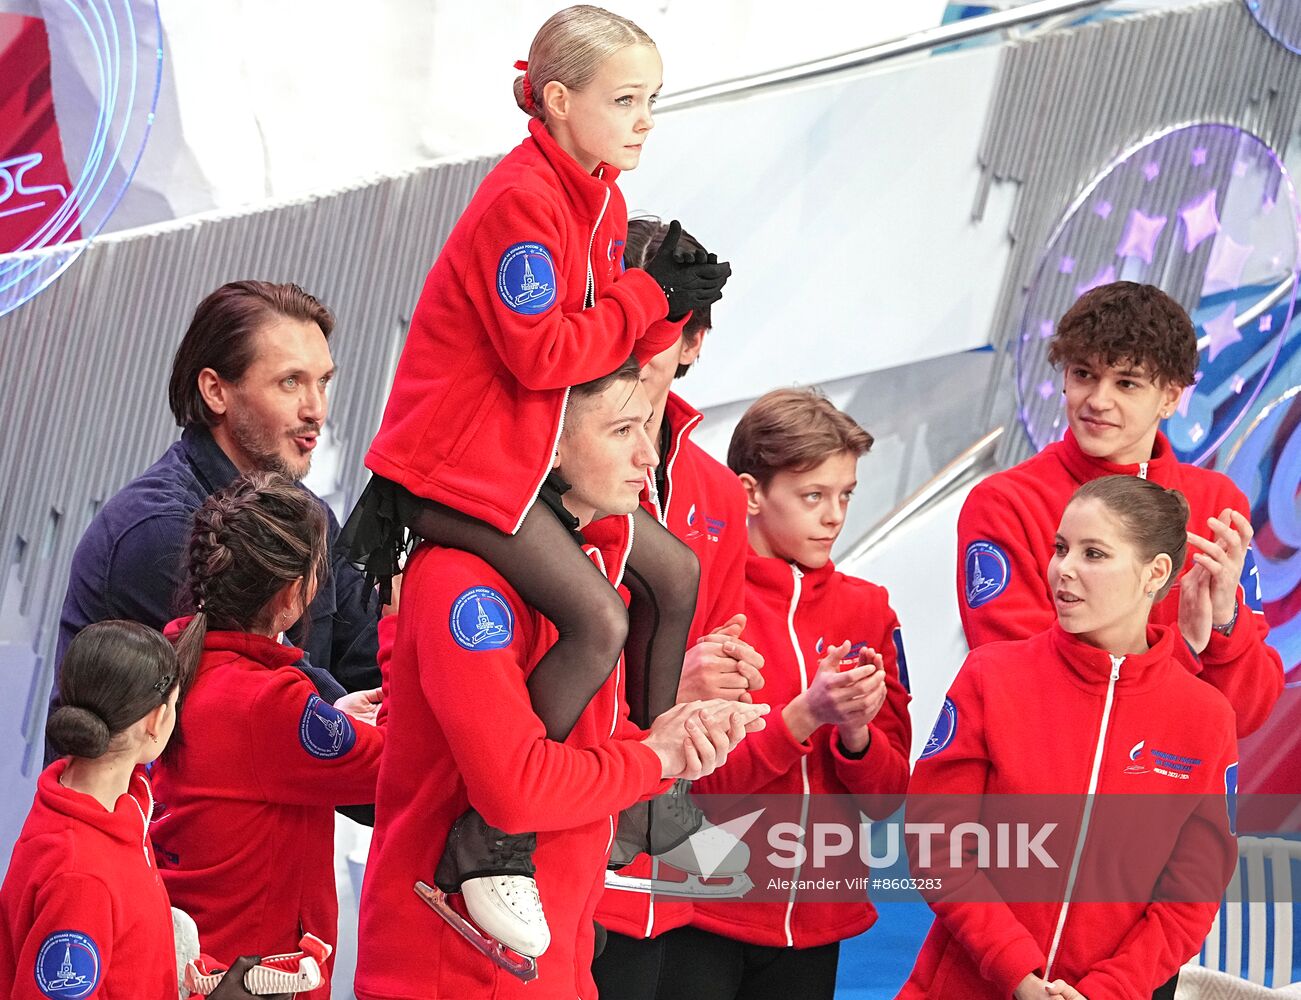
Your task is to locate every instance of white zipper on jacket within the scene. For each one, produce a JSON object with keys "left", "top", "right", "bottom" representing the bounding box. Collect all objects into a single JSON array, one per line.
[
  {"left": 132, "top": 772, "right": 155, "bottom": 867},
  {"left": 783, "top": 563, "right": 809, "bottom": 948},
  {"left": 584, "top": 185, "right": 612, "bottom": 308},
  {"left": 1044, "top": 654, "right": 1123, "bottom": 979},
  {"left": 515, "top": 179, "right": 608, "bottom": 533},
  {"left": 1137, "top": 462, "right": 1148, "bottom": 480},
  {"left": 514, "top": 388, "right": 571, "bottom": 534}
]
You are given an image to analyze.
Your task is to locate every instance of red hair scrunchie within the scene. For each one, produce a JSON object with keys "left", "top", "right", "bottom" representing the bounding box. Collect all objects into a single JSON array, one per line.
[{"left": 514, "top": 59, "right": 537, "bottom": 113}]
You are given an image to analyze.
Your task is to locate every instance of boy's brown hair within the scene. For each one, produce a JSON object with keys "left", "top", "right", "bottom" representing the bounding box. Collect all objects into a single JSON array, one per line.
[
  {"left": 727, "top": 388, "right": 873, "bottom": 486},
  {"left": 1047, "top": 281, "right": 1197, "bottom": 387}
]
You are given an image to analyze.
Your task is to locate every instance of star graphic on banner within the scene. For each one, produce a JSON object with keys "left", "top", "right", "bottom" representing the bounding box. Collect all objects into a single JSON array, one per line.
[
  {"left": 1094, "top": 200, "right": 1113, "bottom": 219},
  {"left": 1039, "top": 380, "right": 1055, "bottom": 400},
  {"left": 1191, "top": 147, "right": 1208, "bottom": 167},
  {"left": 1202, "top": 234, "right": 1254, "bottom": 295},
  {"left": 1180, "top": 190, "right": 1221, "bottom": 253},
  {"left": 1200, "top": 303, "right": 1241, "bottom": 363},
  {"left": 1040, "top": 320, "right": 1054, "bottom": 339},
  {"left": 1143, "top": 161, "right": 1161, "bottom": 182},
  {"left": 1075, "top": 264, "right": 1116, "bottom": 299},
  {"left": 1233, "top": 160, "right": 1249, "bottom": 178},
  {"left": 1059, "top": 256, "right": 1075, "bottom": 275},
  {"left": 1116, "top": 209, "right": 1168, "bottom": 264},
  {"left": 1260, "top": 314, "right": 1274, "bottom": 333}
]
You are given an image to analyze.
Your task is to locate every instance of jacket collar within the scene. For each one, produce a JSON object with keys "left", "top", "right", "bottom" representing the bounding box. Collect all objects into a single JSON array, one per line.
[
  {"left": 1055, "top": 428, "right": 1179, "bottom": 487},
  {"left": 645, "top": 393, "right": 705, "bottom": 517},
  {"left": 525, "top": 117, "right": 620, "bottom": 219},
  {"left": 1049, "top": 621, "right": 1177, "bottom": 691},
  {"left": 180, "top": 425, "right": 241, "bottom": 496},
  {"left": 164, "top": 616, "right": 304, "bottom": 669},
  {"left": 745, "top": 548, "right": 836, "bottom": 599},
  {"left": 39, "top": 760, "right": 155, "bottom": 855}
]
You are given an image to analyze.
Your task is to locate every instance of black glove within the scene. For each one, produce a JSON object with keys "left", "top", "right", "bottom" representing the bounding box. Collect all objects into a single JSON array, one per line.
[{"left": 643, "top": 220, "right": 732, "bottom": 322}]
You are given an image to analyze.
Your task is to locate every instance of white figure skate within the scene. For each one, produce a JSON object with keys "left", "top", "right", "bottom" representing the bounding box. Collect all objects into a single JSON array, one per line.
[
  {"left": 606, "top": 813, "right": 755, "bottom": 898},
  {"left": 414, "top": 878, "right": 545, "bottom": 983},
  {"left": 183, "top": 933, "right": 332, "bottom": 995}
]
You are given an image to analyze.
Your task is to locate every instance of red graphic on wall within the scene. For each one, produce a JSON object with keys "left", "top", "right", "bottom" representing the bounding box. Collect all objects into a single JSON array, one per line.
[{"left": 0, "top": 14, "right": 80, "bottom": 254}]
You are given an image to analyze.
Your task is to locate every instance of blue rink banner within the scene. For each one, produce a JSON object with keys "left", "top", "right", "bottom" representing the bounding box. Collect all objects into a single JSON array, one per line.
[{"left": 650, "top": 794, "right": 1301, "bottom": 905}]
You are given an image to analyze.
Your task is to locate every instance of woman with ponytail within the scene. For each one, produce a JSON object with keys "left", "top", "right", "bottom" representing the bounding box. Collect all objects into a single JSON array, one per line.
[
  {"left": 0, "top": 621, "right": 275, "bottom": 999},
  {"left": 901, "top": 476, "right": 1239, "bottom": 999},
  {"left": 151, "top": 472, "right": 388, "bottom": 999}
]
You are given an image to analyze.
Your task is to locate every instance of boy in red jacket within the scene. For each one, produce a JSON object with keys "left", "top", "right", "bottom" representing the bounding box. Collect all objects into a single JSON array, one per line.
[
  {"left": 958, "top": 281, "right": 1282, "bottom": 737},
  {"left": 593, "top": 220, "right": 762, "bottom": 999},
  {"left": 655, "top": 388, "right": 912, "bottom": 1000},
  {"left": 354, "top": 359, "right": 767, "bottom": 1000}
]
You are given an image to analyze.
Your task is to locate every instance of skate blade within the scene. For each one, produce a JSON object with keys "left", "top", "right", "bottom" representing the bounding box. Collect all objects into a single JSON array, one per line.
[
  {"left": 603, "top": 871, "right": 753, "bottom": 899},
  {"left": 414, "top": 881, "right": 538, "bottom": 983}
]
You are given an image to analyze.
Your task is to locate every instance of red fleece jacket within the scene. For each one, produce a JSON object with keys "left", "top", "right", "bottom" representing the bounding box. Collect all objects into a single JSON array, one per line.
[
  {"left": 355, "top": 523, "right": 674, "bottom": 1000},
  {"left": 958, "top": 429, "right": 1282, "bottom": 736},
  {"left": 899, "top": 625, "right": 1237, "bottom": 1000},
  {"left": 366, "top": 118, "right": 682, "bottom": 534},
  {"left": 0, "top": 762, "right": 175, "bottom": 1000},
  {"left": 596, "top": 391, "right": 750, "bottom": 939},
  {"left": 152, "top": 623, "right": 390, "bottom": 999},
  {"left": 690, "top": 552, "right": 913, "bottom": 949}
]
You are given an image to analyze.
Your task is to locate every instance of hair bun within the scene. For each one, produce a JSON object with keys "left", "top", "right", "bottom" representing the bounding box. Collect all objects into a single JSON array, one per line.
[{"left": 46, "top": 705, "right": 112, "bottom": 759}]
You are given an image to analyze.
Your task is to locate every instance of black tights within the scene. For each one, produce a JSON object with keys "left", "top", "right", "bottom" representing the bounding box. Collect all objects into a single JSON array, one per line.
[{"left": 410, "top": 498, "right": 699, "bottom": 741}]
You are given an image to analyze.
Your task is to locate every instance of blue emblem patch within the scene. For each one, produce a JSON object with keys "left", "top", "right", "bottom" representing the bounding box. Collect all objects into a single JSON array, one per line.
[
  {"left": 1240, "top": 548, "right": 1263, "bottom": 613},
  {"left": 964, "top": 540, "right": 1010, "bottom": 608},
  {"left": 920, "top": 698, "right": 958, "bottom": 761},
  {"left": 450, "top": 586, "right": 515, "bottom": 651},
  {"left": 497, "top": 242, "right": 557, "bottom": 314},
  {"left": 298, "top": 694, "right": 357, "bottom": 760},
  {"left": 1225, "top": 762, "right": 1239, "bottom": 835},
  {"left": 35, "top": 931, "right": 100, "bottom": 998},
  {"left": 892, "top": 627, "right": 910, "bottom": 693}
]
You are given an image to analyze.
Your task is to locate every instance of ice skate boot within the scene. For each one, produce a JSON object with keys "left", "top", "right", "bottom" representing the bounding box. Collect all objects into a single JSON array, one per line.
[
  {"left": 418, "top": 809, "right": 548, "bottom": 981},
  {"left": 606, "top": 781, "right": 754, "bottom": 898}
]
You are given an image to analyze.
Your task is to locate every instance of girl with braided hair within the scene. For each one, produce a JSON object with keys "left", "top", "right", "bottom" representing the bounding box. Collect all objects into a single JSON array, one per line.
[
  {"left": 151, "top": 472, "right": 388, "bottom": 999},
  {"left": 0, "top": 621, "right": 280, "bottom": 1000}
]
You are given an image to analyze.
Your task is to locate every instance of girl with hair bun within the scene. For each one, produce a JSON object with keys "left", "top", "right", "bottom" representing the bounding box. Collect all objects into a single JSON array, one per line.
[
  {"left": 0, "top": 621, "right": 274, "bottom": 999},
  {"left": 151, "top": 472, "right": 387, "bottom": 1000},
  {"left": 902, "top": 476, "right": 1239, "bottom": 1000},
  {"left": 344, "top": 2, "right": 732, "bottom": 972}
]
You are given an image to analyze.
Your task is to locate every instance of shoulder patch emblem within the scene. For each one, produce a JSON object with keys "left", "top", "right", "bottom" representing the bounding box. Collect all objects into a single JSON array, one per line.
[
  {"left": 450, "top": 586, "right": 515, "bottom": 651},
  {"left": 920, "top": 698, "right": 958, "bottom": 761},
  {"left": 964, "top": 540, "right": 1010, "bottom": 608},
  {"left": 35, "top": 931, "right": 101, "bottom": 998},
  {"left": 1240, "top": 548, "right": 1263, "bottom": 613},
  {"left": 497, "top": 242, "right": 557, "bottom": 314},
  {"left": 299, "top": 694, "right": 357, "bottom": 760}
]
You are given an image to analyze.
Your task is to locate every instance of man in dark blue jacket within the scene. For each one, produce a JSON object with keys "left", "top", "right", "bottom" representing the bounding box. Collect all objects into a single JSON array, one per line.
[{"left": 56, "top": 281, "right": 381, "bottom": 725}]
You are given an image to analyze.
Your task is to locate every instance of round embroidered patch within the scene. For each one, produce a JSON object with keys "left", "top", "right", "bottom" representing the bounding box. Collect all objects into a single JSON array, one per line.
[
  {"left": 299, "top": 694, "right": 357, "bottom": 760},
  {"left": 449, "top": 586, "right": 515, "bottom": 651},
  {"left": 35, "top": 931, "right": 100, "bottom": 999},
  {"left": 964, "top": 540, "right": 1011, "bottom": 608},
  {"left": 920, "top": 698, "right": 958, "bottom": 761},
  {"left": 497, "top": 242, "right": 557, "bottom": 315}
]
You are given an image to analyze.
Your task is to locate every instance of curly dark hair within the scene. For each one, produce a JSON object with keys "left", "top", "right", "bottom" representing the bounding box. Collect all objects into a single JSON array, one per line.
[{"left": 1047, "top": 282, "right": 1197, "bottom": 387}]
